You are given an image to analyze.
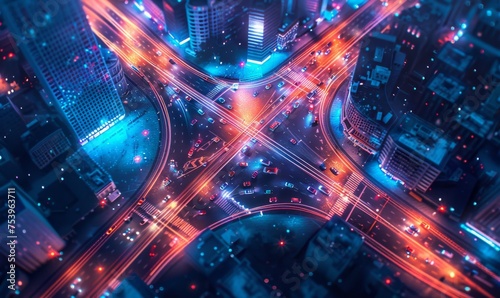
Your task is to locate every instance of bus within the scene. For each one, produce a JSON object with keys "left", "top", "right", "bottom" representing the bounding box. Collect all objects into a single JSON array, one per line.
[{"left": 269, "top": 121, "right": 281, "bottom": 132}]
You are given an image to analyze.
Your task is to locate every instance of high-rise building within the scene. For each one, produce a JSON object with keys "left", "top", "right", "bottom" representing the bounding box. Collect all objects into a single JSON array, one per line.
[
  {"left": 186, "top": 0, "right": 242, "bottom": 52},
  {"left": 0, "top": 95, "right": 26, "bottom": 154},
  {"left": 163, "top": 0, "right": 190, "bottom": 44},
  {"left": 0, "top": 181, "right": 65, "bottom": 273},
  {"left": 378, "top": 115, "right": 455, "bottom": 193},
  {"left": 299, "top": 0, "right": 327, "bottom": 19},
  {"left": 247, "top": 0, "right": 281, "bottom": 64},
  {"left": 341, "top": 33, "right": 405, "bottom": 154},
  {"left": 101, "top": 49, "right": 128, "bottom": 97},
  {"left": 1, "top": 0, "right": 125, "bottom": 145}
]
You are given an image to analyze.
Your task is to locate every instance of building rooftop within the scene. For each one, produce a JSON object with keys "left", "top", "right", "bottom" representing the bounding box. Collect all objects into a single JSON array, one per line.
[
  {"left": 66, "top": 149, "right": 113, "bottom": 196},
  {"left": 427, "top": 73, "right": 465, "bottom": 104},
  {"left": 185, "top": 230, "right": 232, "bottom": 276},
  {"left": 394, "top": 114, "right": 455, "bottom": 168},
  {"left": 350, "top": 33, "right": 405, "bottom": 128},
  {"left": 217, "top": 259, "right": 270, "bottom": 298},
  {"left": 304, "top": 215, "right": 363, "bottom": 281},
  {"left": 110, "top": 273, "right": 155, "bottom": 298},
  {"left": 437, "top": 43, "right": 473, "bottom": 73}
]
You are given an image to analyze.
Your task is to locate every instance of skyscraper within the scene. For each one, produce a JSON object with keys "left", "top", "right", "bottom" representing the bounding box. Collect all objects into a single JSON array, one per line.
[
  {"left": 1, "top": 0, "right": 125, "bottom": 145},
  {"left": 0, "top": 181, "right": 65, "bottom": 273},
  {"left": 247, "top": 0, "right": 281, "bottom": 64},
  {"left": 163, "top": 0, "right": 190, "bottom": 44},
  {"left": 186, "top": 0, "right": 242, "bottom": 52}
]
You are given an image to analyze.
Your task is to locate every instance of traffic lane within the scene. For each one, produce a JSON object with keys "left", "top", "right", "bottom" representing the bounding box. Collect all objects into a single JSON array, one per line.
[
  {"left": 359, "top": 187, "right": 387, "bottom": 212},
  {"left": 57, "top": 219, "right": 152, "bottom": 297}
]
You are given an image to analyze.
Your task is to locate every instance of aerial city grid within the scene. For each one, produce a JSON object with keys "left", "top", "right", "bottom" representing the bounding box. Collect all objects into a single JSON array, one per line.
[{"left": 0, "top": 0, "right": 500, "bottom": 297}]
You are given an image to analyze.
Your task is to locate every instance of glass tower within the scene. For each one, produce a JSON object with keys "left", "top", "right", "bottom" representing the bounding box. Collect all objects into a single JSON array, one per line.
[{"left": 1, "top": 0, "right": 125, "bottom": 144}]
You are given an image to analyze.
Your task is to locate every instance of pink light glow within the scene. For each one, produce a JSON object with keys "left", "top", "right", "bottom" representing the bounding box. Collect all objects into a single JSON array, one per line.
[
  {"left": 142, "top": 129, "right": 149, "bottom": 137},
  {"left": 134, "top": 156, "right": 142, "bottom": 163}
]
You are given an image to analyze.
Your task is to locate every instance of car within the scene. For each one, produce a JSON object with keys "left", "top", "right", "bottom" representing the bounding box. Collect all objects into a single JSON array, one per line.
[
  {"left": 307, "top": 186, "right": 317, "bottom": 195},
  {"left": 187, "top": 148, "right": 194, "bottom": 158},
  {"left": 251, "top": 171, "right": 259, "bottom": 179},
  {"left": 229, "top": 171, "right": 235, "bottom": 177},
  {"left": 277, "top": 81, "right": 285, "bottom": 88},
  {"left": 319, "top": 163, "right": 327, "bottom": 171},
  {"left": 241, "top": 189, "right": 254, "bottom": 195},
  {"left": 265, "top": 189, "right": 273, "bottom": 194},
  {"left": 312, "top": 116, "right": 319, "bottom": 126},
  {"left": 269, "top": 197, "right": 278, "bottom": 203},
  {"left": 140, "top": 219, "right": 149, "bottom": 225},
  {"left": 278, "top": 94, "right": 286, "bottom": 101},
  {"left": 149, "top": 244, "right": 157, "bottom": 257},
  {"left": 197, "top": 210, "right": 207, "bottom": 215},
  {"left": 260, "top": 159, "right": 271, "bottom": 166},
  {"left": 216, "top": 97, "right": 225, "bottom": 104},
  {"left": 122, "top": 227, "right": 137, "bottom": 239},
  {"left": 294, "top": 81, "right": 300, "bottom": 86},
  {"left": 251, "top": 137, "right": 257, "bottom": 143},
  {"left": 310, "top": 51, "right": 315, "bottom": 56},
  {"left": 169, "top": 58, "right": 176, "bottom": 65},
  {"left": 293, "top": 101, "right": 300, "bottom": 108},
  {"left": 137, "top": 197, "right": 146, "bottom": 206},
  {"left": 420, "top": 222, "right": 430, "bottom": 230},
  {"left": 209, "top": 193, "right": 219, "bottom": 201},
  {"left": 301, "top": 66, "right": 308, "bottom": 72},
  {"left": 290, "top": 138, "right": 297, "bottom": 145},
  {"left": 194, "top": 139, "right": 202, "bottom": 148},
  {"left": 326, "top": 41, "right": 332, "bottom": 48},
  {"left": 241, "top": 145, "right": 249, "bottom": 154},
  {"left": 316, "top": 81, "right": 323, "bottom": 87},
  {"left": 106, "top": 225, "right": 117, "bottom": 235},
  {"left": 169, "top": 237, "right": 179, "bottom": 247},
  {"left": 124, "top": 213, "right": 133, "bottom": 222},
  {"left": 265, "top": 83, "right": 272, "bottom": 90},
  {"left": 308, "top": 104, "right": 314, "bottom": 113},
  {"left": 282, "top": 110, "right": 291, "bottom": 118},
  {"left": 343, "top": 53, "right": 351, "bottom": 61},
  {"left": 465, "top": 255, "right": 477, "bottom": 264},
  {"left": 253, "top": 91, "right": 259, "bottom": 97},
  {"left": 226, "top": 104, "right": 233, "bottom": 110},
  {"left": 185, "top": 95, "right": 192, "bottom": 101},
  {"left": 163, "top": 177, "right": 172, "bottom": 186},
  {"left": 171, "top": 94, "right": 179, "bottom": 101},
  {"left": 243, "top": 181, "right": 251, "bottom": 187},
  {"left": 208, "top": 118, "right": 214, "bottom": 123},
  {"left": 405, "top": 224, "right": 420, "bottom": 236},
  {"left": 239, "top": 162, "right": 248, "bottom": 167},
  {"left": 324, "top": 49, "right": 331, "bottom": 55},
  {"left": 220, "top": 182, "right": 229, "bottom": 190},
  {"left": 285, "top": 182, "right": 294, "bottom": 188},
  {"left": 219, "top": 118, "right": 228, "bottom": 125},
  {"left": 197, "top": 109, "right": 205, "bottom": 115},
  {"left": 441, "top": 250, "right": 454, "bottom": 258},
  {"left": 319, "top": 185, "right": 330, "bottom": 196},
  {"left": 162, "top": 195, "right": 171, "bottom": 203},
  {"left": 212, "top": 137, "right": 221, "bottom": 143},
  {"left": 316, "top": 50, "right": 322, "bottom": 55},
  {"left": 291, "top": 197, "right": 302, "bottom": 203},
  {"left": 263, "top": 167, "right": 278, "bottom": 174},
  {"left": 173, "top": 87, "right": 180, "bottom": 93},
  {"left": 330, "top": 167, "right": 339, "bottom": 175},
  {"left": 260, "top": 119, "right": 265, "bottom": 124},
  {"left": 190, "top": 119, "right": 198, "bottom": 126},
  {"left": 405, "top": 246, "right": 414, "bottom": 255}
]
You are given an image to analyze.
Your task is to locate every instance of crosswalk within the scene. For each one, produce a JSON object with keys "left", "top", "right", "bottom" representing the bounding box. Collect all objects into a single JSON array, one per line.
[
  {"left": 214, "top": 197, "right": 241, "bottom": 215},
  {"left": 137, "top": 202, "right": 161, "bottom": 219},
  {"left": 328, "top": 196, "right": 350, "bottom": 217},
  {"left": 206, "top": 85, "right": 225, "bottom": 99},
  {"left": 170, "top": 216, "right": 199, "bottom": 238},
  {"left": 344, "top": 172, "right": 364, "bottom": 195},
  {"left": 285, "top": 71, "right": 324, "bottom": 97}
]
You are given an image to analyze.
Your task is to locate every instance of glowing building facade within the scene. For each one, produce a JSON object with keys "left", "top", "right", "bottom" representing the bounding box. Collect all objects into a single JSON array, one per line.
[
  {"left": 247, "top": 0, "right": 281, "bottom": 64},
  {"left": 1, "top": 0, "right": 125, "bottom": 144}
]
